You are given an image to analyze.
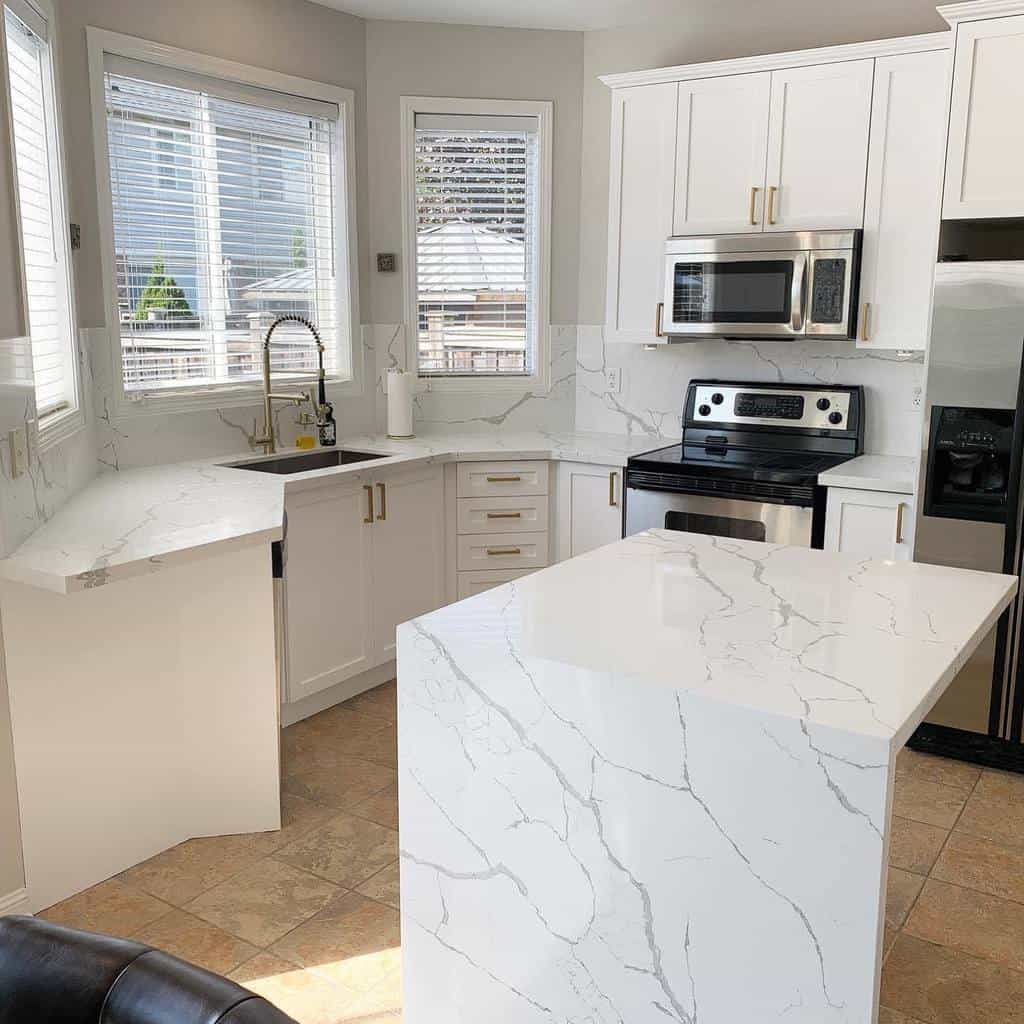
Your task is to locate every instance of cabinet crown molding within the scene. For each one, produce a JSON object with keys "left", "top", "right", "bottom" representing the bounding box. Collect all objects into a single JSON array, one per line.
[
  {"left": 598, "top": 32, "right": 950, "bottom": 89},
  {"left": 938, "top": 1, "right": 1024, "bottom": 26}
]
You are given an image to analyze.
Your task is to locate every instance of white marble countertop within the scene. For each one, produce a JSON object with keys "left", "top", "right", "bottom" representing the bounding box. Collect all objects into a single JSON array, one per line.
[
  {"left": 0, "top": 429, "right": 656, "bottom": 594},
  {"left": 818, "top": 454, "right": 917, "bottom": 494},
  {"left": 411, "top": 528, "right": 1015, "bottom": 746}
]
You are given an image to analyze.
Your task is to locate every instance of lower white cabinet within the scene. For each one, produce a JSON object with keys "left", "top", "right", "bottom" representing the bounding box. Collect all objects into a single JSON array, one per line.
[
  {"left": 824, "top": 487, "right": 915, "bottom": 562},
  {"left": 283, "top": 463, "right": 445, "bottom": 703},
  {"left": 457, "top": 568, "right": 532, "bottom": 600},
  {"left": 556, "top": 462, "right": 624, "bottom": 560}
]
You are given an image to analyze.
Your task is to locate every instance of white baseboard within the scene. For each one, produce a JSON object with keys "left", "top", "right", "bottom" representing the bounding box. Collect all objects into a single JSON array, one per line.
[
  {"left": 0, "top": 887, "right": 31, "bottom": 916},
  {"left": 281, "top": 659, "right": 396, "bottom": 727}
]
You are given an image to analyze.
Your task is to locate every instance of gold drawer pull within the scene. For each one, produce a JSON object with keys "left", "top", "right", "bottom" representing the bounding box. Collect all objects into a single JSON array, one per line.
[
  {"left": 376, "top": 482, "right": 386, "bottom": 521},
  {"left": 895, "top": 502, "right": 905, "bottom": 545},
  {"left": 749, "top": 185, "right": 760, "bottom": 226},
  {"left": 655, "top": 301, "right": 664, "bottom": 338},
  {"left": 860, "top": 301, "right": 872, "bottom": 342},
  {"left": 486, "top": 475, "right": 522, "bottom": 483},
  {"left": 486, "top": 547, "right": 522, "bottom": 556},
  {"left": 363, "top": 484, "right": 374, "bottom": 524},
  {"left": 767, "top": 184, "right": 778, "bottom": 225},
  {"left": 609, "top": 471, "right": 618, "bottom": 508},
  {"left": 486, "top": 511, "right": 522, "bottom": 519}
]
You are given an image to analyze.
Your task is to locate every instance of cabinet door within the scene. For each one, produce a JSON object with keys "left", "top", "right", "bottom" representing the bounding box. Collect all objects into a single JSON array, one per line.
[
  {"left": 859, "top": 50, "right": 948, "bottom": 351},
  {"left": 945, "top": 15, "right": 1024, "bottom": 218},
  {"left": 824, "top": 488, "right": 915, "bottom": 562},
  {"left": 764, "top": 60, "right": 874, "bottom": 232},
  {"left": 284, "top": 482, "right": 373, "bottom": 703},
  {"left": 556, "top": 462, "right": 624, "bottom": 561},
  {"left": 673, "top": 73, "right": 771, "bottom": 235},
  {"left": 605, "top": 83, "right": 678, "bottom": 343},
  {"left": 370, "top": 465, "right": 446, "bottom": 663}
]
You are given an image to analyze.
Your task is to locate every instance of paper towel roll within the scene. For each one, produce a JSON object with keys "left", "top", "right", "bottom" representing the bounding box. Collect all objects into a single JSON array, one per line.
[{"left": 387, "top": 368, "right": 415, "bottom": 438}]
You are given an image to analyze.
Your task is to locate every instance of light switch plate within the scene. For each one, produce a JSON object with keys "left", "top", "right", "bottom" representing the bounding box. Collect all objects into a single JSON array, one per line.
[
  {"left": 604, "top": 367, "right": 622, "bottom": 393},
  {"left": 8, "top": 426, "right": 27, "bottom": 478}
]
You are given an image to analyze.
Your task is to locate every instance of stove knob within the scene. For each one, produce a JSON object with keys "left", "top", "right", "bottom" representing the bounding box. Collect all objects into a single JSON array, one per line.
[
  {"left": 816, "top": 397, "right": 831, "bottom": 411},
  {"left": 711, "top": 392, "right": 724, "bottom": 405},
  {"left": 698, "top": 404, "right": 712, "bottom": 417},
  {"left": 828, "top": 411, "right": 843, "bottom": 425}
]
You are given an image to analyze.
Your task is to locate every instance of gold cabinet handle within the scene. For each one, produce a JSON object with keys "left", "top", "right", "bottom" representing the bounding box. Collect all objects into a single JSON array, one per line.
[
  {"left": 655, "top": 301, "right": 665, "bottom": 338},
  {"left": 895, "top": 502, "right": 905, "bottom": 545},
  {"left": 376, "top": 482, "right": 386, "bottom": 521},
  {"left": 860, "top": 301, "right": 872, "bottom": 342},
  {"left": 749, "top": 185, "right": 760, "bottom": 226},
  {"left": 486, "top": 475, "right": 522, "bottom": 483},
  {"left": 363, "top": 484, "right": 374, "bottom": 524},
  {"left": 767, "top": 185, "right": 778, "bottom": 225},
  {"left": 486, "top": 511, "right": 522, "bottom": 519},
  {"left": 486, "top": 547, "right": 522, "bottom": 556},
  {"left": 609, "top": 471, "right": 618, "bottom": 508}
]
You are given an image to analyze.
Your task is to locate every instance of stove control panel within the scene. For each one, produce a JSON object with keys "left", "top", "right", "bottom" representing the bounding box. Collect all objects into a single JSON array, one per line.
[{"left": 690, "top": 384, "right": 853, "bottom": 430}]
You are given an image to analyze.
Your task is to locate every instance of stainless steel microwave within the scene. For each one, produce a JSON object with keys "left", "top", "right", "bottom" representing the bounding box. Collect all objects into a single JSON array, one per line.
[{"left": 661, "top": 230, "right": 861, "bottom": 340}]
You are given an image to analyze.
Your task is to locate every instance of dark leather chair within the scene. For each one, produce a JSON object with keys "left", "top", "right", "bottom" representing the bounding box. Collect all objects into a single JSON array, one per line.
[{"left": 0, "top": 915, "right": 298, "bottom": 1024}]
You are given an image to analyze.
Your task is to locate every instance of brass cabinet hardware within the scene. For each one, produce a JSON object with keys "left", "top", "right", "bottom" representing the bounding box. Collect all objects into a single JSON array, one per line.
[
  {"left": 895, "top": 502, "right": 905, "bottom": 545},
  {"left": 486, "top": 475, "right": 522, "bottom": 483},
  {"left": 609, "top": 471, "right": 618, "bottom": 508},
  {"left": 486, "top": 511, "right": 522, "bottom": 519},
  {"left": 363, "top": 484, "right": 374, "bottom": 524},
  {"left": 767, "top": 184, "right": 778, "bottom": 225},
  {"left": 486, "top": 547, "right": 522, "bottom": 556},
  {"left": 376, "top": 482, "right": 386, "bottom": 521},
  {"left": 655, "top": 301, "right": 665, "bottom": 338},
  {"left": 749, "top": 186, "right": 760, "bottom": 225},
  {"left": 860, "top": 302, "right": 872, "bottom": 342}
]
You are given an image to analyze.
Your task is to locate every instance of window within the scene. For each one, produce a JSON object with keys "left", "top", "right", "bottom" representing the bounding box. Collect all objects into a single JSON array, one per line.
[
  {"left": 3, "top": 0, "right": 79, "bottom": 429},
  {"left": 403, "top": 99, "right": 551, "bottom": 384},
  {"left": 93, "top": 40, "right": 355, "bottom": 400}
]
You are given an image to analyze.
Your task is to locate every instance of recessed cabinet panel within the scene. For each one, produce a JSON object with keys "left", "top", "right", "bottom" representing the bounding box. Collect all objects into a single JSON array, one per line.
[
  {"left": 456, "top": 495, "right": 549, "bottom": 535},
  {"left": 556, "top": 463, "right": 624, "bottom": 560},
  {"left": 456, "top": 533, "right": 548, "bottom": 571},
  {"left": 673, "top": 73, "right": 771, "bottom": 235},
  {"left": 764, "top": 60, "right": 874, "bottom": 232}
]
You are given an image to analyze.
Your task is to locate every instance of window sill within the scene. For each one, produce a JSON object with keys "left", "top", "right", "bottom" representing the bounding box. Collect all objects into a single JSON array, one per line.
[
  {"left": 36, "top": 405, "right": 87, "bottom": 455},
  {"left": 416, "top": 373, "right": 551, "bottom": 396}
]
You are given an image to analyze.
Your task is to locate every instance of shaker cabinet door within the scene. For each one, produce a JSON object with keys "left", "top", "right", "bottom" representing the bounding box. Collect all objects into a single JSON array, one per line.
[
  {"left": 824, "top": 488, "right": 915, "bottom": 562},
  {"left": 556, "top": 462, "right": 624, "bottom": 561}
]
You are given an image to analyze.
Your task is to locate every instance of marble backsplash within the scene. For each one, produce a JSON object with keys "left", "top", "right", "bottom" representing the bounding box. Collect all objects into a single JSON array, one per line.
[{"left": 575, "top": 326, "right": 926, "bottom": 457}]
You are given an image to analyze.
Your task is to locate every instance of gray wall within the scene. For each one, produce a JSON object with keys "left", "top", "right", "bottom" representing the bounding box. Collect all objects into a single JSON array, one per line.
[
  {"left": 365, "top": 19, "right": 584, "bottom": 326},
  {"left": 576, "top": 0, "right": 949, "bottom": 322}
]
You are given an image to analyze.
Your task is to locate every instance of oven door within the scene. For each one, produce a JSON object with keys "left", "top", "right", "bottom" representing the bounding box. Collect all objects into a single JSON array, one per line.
[
  {"left": 662, "top": 251, "right": 807, "bottom": 338},
  {"left": 625, "top": 488, "right": 814, "bottom": 547}
]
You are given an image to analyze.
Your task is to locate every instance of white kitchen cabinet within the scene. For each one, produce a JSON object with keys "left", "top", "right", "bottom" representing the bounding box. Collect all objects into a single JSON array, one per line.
[
  {"left": 284, "top": 480, "right": 373, "bottom": 703},
  {"left": 945, "top": 14, "right": 1024, "bottom": 218},
  {"left": 605, "top": 83, "right": 677, "bottom": 343},
  {"left": 456, "top": 568, "right": 532, "bottom": 600},
  {"left": 764, "top": 60, "right": 874, "bottom": 232},
  {"left": 673, "top": 73, "right": 771, "bottom": 235},
  {"left": 369, "top": 465, "right": 446, "bottom": 662},
  {"left": 824, "top": 487, "right": 915, "bottom": 562},
  {"left": 858, "top": 50, "right": 948, "bottom": 351},
  {"left": 556, "top": 462, "right": 624, "bottom": 561}
]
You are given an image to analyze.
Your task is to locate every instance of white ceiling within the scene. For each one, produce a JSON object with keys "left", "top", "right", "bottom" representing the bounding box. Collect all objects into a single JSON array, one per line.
[{"left": 310, "top": 0, "right": 679, "bottom": 32}]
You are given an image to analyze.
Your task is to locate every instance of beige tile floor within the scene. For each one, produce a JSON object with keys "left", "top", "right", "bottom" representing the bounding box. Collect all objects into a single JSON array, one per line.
[{"left": 37, "top": 681, "right": 1024, "bottom": 1024}]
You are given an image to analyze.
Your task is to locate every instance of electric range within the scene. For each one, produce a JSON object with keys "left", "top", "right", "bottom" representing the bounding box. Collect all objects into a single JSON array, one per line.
[{"left": 624, "top": 380, "right": 865, "bottom": 547}]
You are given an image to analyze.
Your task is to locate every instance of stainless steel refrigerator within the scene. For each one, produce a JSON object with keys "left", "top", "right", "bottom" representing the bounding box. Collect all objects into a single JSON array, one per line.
[{"left": 913, "top": 261, "right": 1024, "bottom": 767}]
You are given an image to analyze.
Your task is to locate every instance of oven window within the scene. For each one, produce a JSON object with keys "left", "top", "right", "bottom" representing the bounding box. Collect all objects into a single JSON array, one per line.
[
  {"left": 664, "top": 510, "right": 767, "bottom": 542},
  {"left": 672, "top": 260, "right": 793, "bottom": 324}
]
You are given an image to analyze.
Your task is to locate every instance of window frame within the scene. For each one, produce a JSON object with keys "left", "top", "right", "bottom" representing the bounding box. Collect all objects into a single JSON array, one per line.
[
  {"left": 400, "top": 95, "right": 552, "bottom": 394},
  {"left": 2, "top": 0, "right": 83, "bottom": 449},
  {"left": 86, "top": 28, "right": 362, "bottom": 419}
]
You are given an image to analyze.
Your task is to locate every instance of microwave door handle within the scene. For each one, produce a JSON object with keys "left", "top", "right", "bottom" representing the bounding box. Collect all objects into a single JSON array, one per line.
[{"left": 791, "top": 254, "right": 807, "bottom": 333}]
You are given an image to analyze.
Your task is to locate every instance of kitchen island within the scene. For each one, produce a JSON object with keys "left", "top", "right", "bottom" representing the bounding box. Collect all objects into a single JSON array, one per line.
[{"left": 396, "top": 530, "right": 1016, "bottom": 1024}]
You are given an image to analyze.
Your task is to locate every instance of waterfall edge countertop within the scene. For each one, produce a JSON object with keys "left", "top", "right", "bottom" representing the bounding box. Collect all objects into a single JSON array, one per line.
[
  {"left": 396, "top": 530, "right": 1016, "bottom": 1024},
  {"left": 0, "top": 430, "right": 656, "bottom": 594}
]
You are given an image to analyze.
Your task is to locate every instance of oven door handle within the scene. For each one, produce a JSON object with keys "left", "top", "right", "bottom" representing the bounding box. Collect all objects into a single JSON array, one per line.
[{"left": 791, "top": 252, "right": 807, "bottom": 334}]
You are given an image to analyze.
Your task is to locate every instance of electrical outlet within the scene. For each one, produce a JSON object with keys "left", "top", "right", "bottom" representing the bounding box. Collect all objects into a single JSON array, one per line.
[
  {"left": 604, "top": 367, "right": 622, "bottom": 393},
  {"left": 911, "top": 385, "right": 923, "bottom": 410},
  {"left": 8, "top": 427, "right": 27, "bottom": 478}
]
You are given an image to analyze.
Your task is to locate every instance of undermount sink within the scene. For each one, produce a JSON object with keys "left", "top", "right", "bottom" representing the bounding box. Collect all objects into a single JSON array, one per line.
[{"left": 226, "top": 449, "right": 389, "bottom": 474}]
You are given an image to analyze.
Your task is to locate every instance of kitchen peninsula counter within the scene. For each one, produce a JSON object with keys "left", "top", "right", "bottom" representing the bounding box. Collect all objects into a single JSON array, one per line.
[{"left": 397, "top": 530, "right": 1015, "bottom": 1024}]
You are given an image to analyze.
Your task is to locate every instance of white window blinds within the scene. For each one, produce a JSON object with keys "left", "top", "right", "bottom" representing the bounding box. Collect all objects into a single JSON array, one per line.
[
  {"left": 414, "top": 113, "right": 539, "bottom": 376},
  {"left": 4, "top": 2, "right": 77, "bottom": 420},
  {"left": 102, "top": 58, "right": 347, "bottom": 394}
]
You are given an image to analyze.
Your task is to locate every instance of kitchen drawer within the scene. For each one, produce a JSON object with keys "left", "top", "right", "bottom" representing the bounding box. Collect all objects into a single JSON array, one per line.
[
  {"left": 456, "top": 532, "right": 549, "bottom": 571},
  {"left": 457, "top": 568, "right": 533, "bottom": 600},
  {"left": 456, "top": 461, "right": 549, "bottom": 498},
  {"left": 456, "top": 495, "right": 549, "bottom": 535}
]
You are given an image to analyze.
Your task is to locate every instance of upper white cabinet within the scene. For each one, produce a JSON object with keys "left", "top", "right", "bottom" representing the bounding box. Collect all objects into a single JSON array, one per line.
[
  {"left": 673, "top": 73, "right": 770, "bottom": 235},
  {"left": 945, "top": 14, "right": 1024, "bottom": 218},
  {"left": 605, "top": 83, "right": 678, "bottom": 343},
  {"left": 858, "top": 50, "right": 948, "bottom": 350},
  {"left": 763, "top": 60, "right": 874, "bottom": 232},
  {"left": 556, "top": 462, "right": 624, "bottom": 560}
]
